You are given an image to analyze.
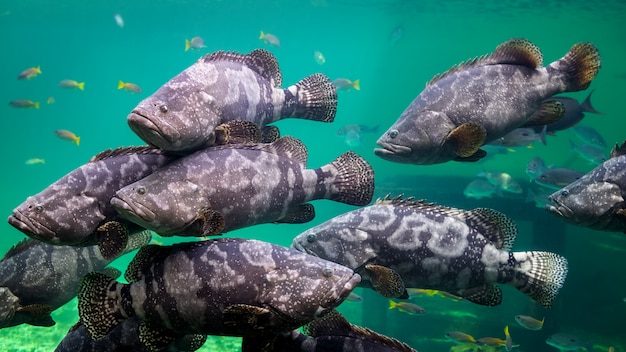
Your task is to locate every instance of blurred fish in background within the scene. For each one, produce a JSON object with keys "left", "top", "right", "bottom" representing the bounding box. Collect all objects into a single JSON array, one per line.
[
  {"left": 526, "top": 156, "right": 551, "bottom": 181},
  {"left": 571, "top": 125, "right": 607, "bottom": 149},
  {"left": 541, "top": 90, "right": 602, "bottom": 134},
  {"left": 463, "top": 179, "right": 501, "bottom": 199},
  {"left": 185, "top": 36, "right": 205, "bottom": 51},
  {"left": 59, "top": 79, "right": 84, "bottom": 91},
  {"left": 117, "top": 80, "right": 142, "bottom": 94},
  {"left": 389, "top": 24, "right": 405, "bottom": 45},
  {"left": 333, "top": 78, "right": 360, "bottom": 91},
  {"left": 336, "top": 124, "right": 379, "bottom": 148},
  {"left": 569, "top": 139, "right": 608, "bottom": 165},
  {"left": 17, "top": 66, "right": 41, "bottom": 80},
  {"left": 259, "top": 30, "right": 280, "bottom": 46},
  {"left": 313, "top": 50, "right": 326, "bottom": 64},
  {"left": 9, "top": 99, "right": 39, "bottom": 109},
  {"left": 54, "top": 129, "right": 80, "bottom": 146},
  {"left": 478, "top": 170, "right": 523, "bottom": 194},
  {"left": 488, "top": 126, "right": 547, "bottom": 149},
  {"left": 113, "top": 13, "right": 124, "bottom": 28},
  {"left": 535, "top": 167, "right": 585, "bottom": 190},
  {"left": 25, "top": 158, "right": 45, "bottom": 165}
]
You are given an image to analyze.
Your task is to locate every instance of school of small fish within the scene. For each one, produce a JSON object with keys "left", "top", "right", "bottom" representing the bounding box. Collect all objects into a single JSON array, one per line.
[{"left": 5, "top": 33, "right": 622, "bottom": 352}]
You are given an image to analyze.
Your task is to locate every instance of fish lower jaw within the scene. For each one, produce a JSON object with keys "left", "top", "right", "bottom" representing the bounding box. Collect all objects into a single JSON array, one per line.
[
  {"left": 128, "top": 111, "right": 180, "bottom": 146},
  {"left": 7, "top": 213, "right": 55, "bottom": 240},
  {"left": 110, "top": 197, "right": 156, "bottom": 224}
]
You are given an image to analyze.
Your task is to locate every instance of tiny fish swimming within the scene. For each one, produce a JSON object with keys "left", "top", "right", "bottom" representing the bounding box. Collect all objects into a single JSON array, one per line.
[{"left": 375, "top": 38, "right": 601, "bottom": 164}]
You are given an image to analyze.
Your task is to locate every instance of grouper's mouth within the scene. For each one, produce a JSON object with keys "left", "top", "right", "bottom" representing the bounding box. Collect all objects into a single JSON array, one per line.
[
  {"left": 318, "top": 273, "right": 361, "bottom": 312},
  {"left": 545, "top": 197, "right": 574, "bottom": 219},
  {"left": 374, "top": 141, "right": 412, "bottom": 157},
  {"left": 7, "top": 210, "right": 55, "bottom": 240},
  {"left": 110, "top": 196, "right": 156, "bottom": 224},
  {"left": 128, "top": 110, "right": 180, "bottom": 145}
]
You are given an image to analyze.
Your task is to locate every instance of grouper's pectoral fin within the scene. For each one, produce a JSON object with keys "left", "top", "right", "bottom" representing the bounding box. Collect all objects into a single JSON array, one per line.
[
  {"left": 18, "top": 304, "right": 55, "bottom": 327},
  {"left": 215, "top": 120, "right": 262, "bottom": 145},
  {"left": 523, "top": 100, "right": 565, "bottom": 127},
  {"left": 194, "top": 207, "right": 225, "bottom": 237},
  {"left": 455, "top": 284, "right": 502, "bottom": 306},
  {"left": 275, "top": 204, "right": 315, "bottom": 224},
  {"left": 223, "top": 304, "right": 275, "bottom": 330},
  {"left": 139, "top": 321, "right": 183, "bottom": 351},
  {"left": 446, "top": 122, "right": 487, "bottom": 160},
  {"left": 96, "top": 221, "right": 129, "bottom": 260},
  {"left": 261, "top": 125, "right": 281, "bottom": 143},
  {"left": 365, "top": 264, "right": 409, "bottom": 299}
]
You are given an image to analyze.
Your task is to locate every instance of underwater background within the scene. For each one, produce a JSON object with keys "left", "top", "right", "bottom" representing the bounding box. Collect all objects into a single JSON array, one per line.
[{"left": 1, "top": 0, "right": 625, "bottom": 351}]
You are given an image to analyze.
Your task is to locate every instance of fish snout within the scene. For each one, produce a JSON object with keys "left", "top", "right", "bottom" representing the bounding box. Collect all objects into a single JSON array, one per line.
[
  {"left": 319, "top": 272, "right": 361, "bottom": 312},
  {"left": 128, "top": 110, "right": 181, "bottom": 146},
  {"left": 110, "top": 196, "right": 156, "bottom": 224},
  {"left": 7, "top": 210, "right": 56, "bottom": 241}
]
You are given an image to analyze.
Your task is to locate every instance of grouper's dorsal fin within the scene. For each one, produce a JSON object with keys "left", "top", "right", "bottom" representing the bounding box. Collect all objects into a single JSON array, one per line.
[
  {"left": 465, "top": 208, "right": 517, "bottom": 251},
  {"left": 610, "top": 140, "right": 626, "bottom": 158},
  {"left": 426, "top": 38, "right": 542, "bottom": 87},
  {"left": 203, "top": 49, "right": 283, "bottom": 88},
  {"left": 204, "top": 136, "right": 308, "bottom": 165},
  {"left": 375, "top": 194, "right": 465, "bottom": 218},
  {"left": 89, "top": 146, "right": 168, "bottom": 163},
  {"left": 1, "top": 238, "right": 40, "bottom": 261},
  {"left": 304, "top": 311, "right": 417, "bottom": 352}
]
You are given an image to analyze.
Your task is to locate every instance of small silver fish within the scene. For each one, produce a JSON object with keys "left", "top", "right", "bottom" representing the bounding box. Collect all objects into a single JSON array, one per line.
[
  {"left": 546, "top": 332, "right": 591, "bottom": 351},
  {"left": 488, "top": 126, "right": 546, "bottom": 148},
  {"left": 464, "top": 179, "right": 500, "bottom": 199},
  {"left": 526, "top": 156, "right": 550, "bottom": 181},
  {"left": 535, "top": 168, "right": 585, "bottom": 190},
  {"left": 572, "top": 125, "right": 607, "bottom": 149},
  {"left": 569, "top": 140, "right": 607, "bottom": 165}
]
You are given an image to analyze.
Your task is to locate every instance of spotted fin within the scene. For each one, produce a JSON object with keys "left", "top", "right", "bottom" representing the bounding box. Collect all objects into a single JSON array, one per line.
[
  {"left": 139, "top": 321, "right": 183, "bottom": 352},
  {"left": 524, "top": 100, "right": 565, "bottom": 126},
  {"left": 456, "top": 284, "right": 502, "bottom": 306},
  {"left": 89, "top": 146, "right": 169, "bottom": 163},
  {"left": 100, "top": 267, "right": 121, "bottom": 279},
  {"left": 270, "top": 136, "right": 308, "bottom": 165},
  {"left": 202, "top": 49, "right": 283, "bottom": 87},
  {"left": 193, "top": 207, "right": 226, "bottom": 237},
  {"left": 18, "top": 304, "right": 55, "bottom": 327},
  {"left": 126, "top": 229, "right": 152, "bottom": 251},
  {"left": 446, "top": 122, "right": 486, "bottom": 158},
  {"left": 261, "top": 125, "right": 281, "bottom": 143},
  {"left": 610, "top": 140, "right": 626, "bottom": 158},
  {"left": 275, "top": 204, "right": 315, "bottom": 224},
  {"left": 509, "top": 251, "right": 568, "bottom": 308},
  {"left": 172, "top": 334, "right": 208, "bottom": 352},
  {"left": 125, "top": 244, "right": 162, "bottom": 283},
  {"left": 215, "top": 120, "right": 262, "bottom": 145},
  {"left": 223, "top": 304, "right": 275, "bottom": 330},
  {"left": 77, "top": 272, "right": 124, "bottom": 339},
  {"left": 365, "top": 264, "right": 408, "bottom": 299},
  {"left": 96, "top": 221, "right": 129, "bottom": 260},
  {"left": 326, "top": 151, "right": 375, "bottom": 206},
  {"left": 555, "top": 42, "right": 601, "bottom": 91},
  {"left": 466, "top": 208, "right": 517, "bottom": 251}
]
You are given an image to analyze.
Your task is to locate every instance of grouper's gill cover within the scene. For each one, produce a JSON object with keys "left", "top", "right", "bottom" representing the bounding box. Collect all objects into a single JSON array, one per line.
[
  {"left": 127, "top": 49, "right": 338, "bottom": 153},
  {"left": 110, "top": 136, "right": 374, "bottom": 237},
  {"left": 292, "top": 195, "right": 568, "bottom": 308},
  {"left": 7, "top": 147, "right": 176, "bottom": 258},
  {"left": 0, "top": 230, "right": 150, "bottom": 329},
  {"left": 77, "top": 238, "right": 360, "bottom": 351},
  {"left": 547, "top": 140, "right": 626, "bottom": 232},
  {"left": 375, "top": 38, "right": 601, "bottom": 165}
]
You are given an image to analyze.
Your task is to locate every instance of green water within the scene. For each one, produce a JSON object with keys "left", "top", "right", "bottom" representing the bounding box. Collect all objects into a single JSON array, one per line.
[{"left": 1, "top": 0, "right": 625, "bottom": 351}]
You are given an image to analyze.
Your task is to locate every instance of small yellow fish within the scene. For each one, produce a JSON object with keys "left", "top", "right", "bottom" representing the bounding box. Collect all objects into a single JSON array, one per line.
[
  {"left": 117, "top": 80, "right": 142, "bottom": 93},
  {"left": 47, "top": 96, "right": 55, "bottom": 104},
  {"left": 25, "top": 158, "right": 45, "bottom": 165},
  {"left": 388, "top": 300, "right": 426, "bottom": 315},
  {"left": 9, "top": 100, "right": 40, "bottom": 109},
  {"left": 515, "top": 315, "right": 544, "bottom": 330},
  {"left": 445, "top": 331, "right": 476, "bottom": 344},
  {"left": 332, "top": 78, "right": 360, "bottom": 91},
  {"left": 504, "top": 326, "right": 513, "bottom": 351},
  {"left": 476, "top": 337, "right": 506, "bottom": 347},
  {"left": 59, "top": 79, "right": 85, "bottom": 91},
  {"left": 185, "top": 36, "right": 206, "bottom": 51},
  {"left": 259, "top": 30, "right": 280, "bottom": 46},
  {"left": 55, "top": 129, "right": 80, "bottom": 146},
  {"left": 313, "top": 50, "right": 326, "bottom": 64},
  {"left": 18, "top": 66, "right": 41, "bottom": 80}
]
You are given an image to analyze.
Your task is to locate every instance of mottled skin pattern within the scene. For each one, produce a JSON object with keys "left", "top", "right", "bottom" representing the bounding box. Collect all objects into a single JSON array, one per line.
[
  {"left": 111, "top": 138, "right": 373, "bottom": 237},
  {"left": 8, "top": 147, "right": 176, "bottom": 246},
  {"left": 0, "top": 232, "right": 149, "bottom": 328},
  {"left": 55, "top": 318, "right": 206, "bottom": 352},
  {"left": 375, "top": 39, "right": 600, "bottom": 164},
  {"left": 292, "top": 197, "right": 568, "bottom": 307},
  {"left": 547, "top": 152, "right": 626, "bottom": 232},
  {"left": 78, "top": 238, "right": 360, "bottom": 341},
  {"left": 128, "top": 49, "right": 336, "bottom": 153}
]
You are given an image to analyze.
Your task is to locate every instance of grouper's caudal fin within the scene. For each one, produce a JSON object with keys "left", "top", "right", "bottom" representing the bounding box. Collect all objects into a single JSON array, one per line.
[
  {"left": 325, "top": 151, "right": 375, "bottom": 206},
  {"left": 78, "top": 272, "right": 126, "bottom": 340},
  {"left": 550, "top": 42, "right": 601, "bottom": 92},
  {"left": 289, "top": 73, "right": 338, "bottom": 122},
  {"left": 510, "top": 251, "right": 568, "bottom": 308}
]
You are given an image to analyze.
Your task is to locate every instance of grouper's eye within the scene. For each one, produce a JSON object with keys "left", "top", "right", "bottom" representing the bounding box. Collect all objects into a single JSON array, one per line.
[
  {"left": 159, "top": 104, "right": 169, "bottom": 113},
  {"left": 306, "top": 234, "right": 317, "bottom": 243},
  {"left": 561, "top": 190, "right": 569, "bottom": 197},
  {"left": 322, "top": 268, "right": 333, "bottom": 278},
  {"left": 32, "top": 205, "right": 44, "bottom": 213},
  {"left": 388, "top": 130, "right": 399, "bottom": 138},
  {"left": 136, "top": 187, "right": 147, "bottom": 195}
]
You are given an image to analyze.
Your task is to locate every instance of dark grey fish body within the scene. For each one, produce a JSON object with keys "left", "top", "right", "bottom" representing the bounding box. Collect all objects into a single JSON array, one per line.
[
  {"left": 55, "top": 318, "right": 206, "bottom": 352},
  {"left": 543, "top": 90, "right": 602, "bottom": 132},
  {"left": 111, "top": 137, "right": 374, "bottom": 237},
  {"left": 292, "top": 195, "right": 568, "bottom": 308},
  {"left": 128, "top": 49, "right": 337, "bottom": 153},
  {"left": 78, "top": 238, "right": 360, "bottom": 350},
  {"left": 8, "top": 147, "right": 176, "bottom": 247},
  {"left": 375, "top": 38, "right": 600, "bottom": 164},
  {"left": 0, "top": 231, "right": 150, "bottom": 329},
  {"left": 547, "top": 141, "right": 626, "bottom": 232}
]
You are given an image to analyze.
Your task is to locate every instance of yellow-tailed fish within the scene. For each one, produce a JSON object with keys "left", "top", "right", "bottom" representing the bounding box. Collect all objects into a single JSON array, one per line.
[
  {"left": 55, "top": 129, "right": 80, "bottom": 146},
  {"left": 445, "top": 331, "right": 476, "bottom": 344},
  {"left": 185, "top": 36, "right": 206, "bottom": 51},
  {"left": 388, "top": 300, "right": 426, "bottom": 315},
  {"left": 25, "top": 158, "right": 45, "bottom": 165},
  {"left": 9, "top": 100, "right": 39, "bottom": 109},
  {"left": 477, "top": 337, "right": 506, "bottom": 347},
  {"left": 59, "top": 79, "right": 85, "bottom": 91},
  {"left": 407, "top": 288, "right": 438, "bottom": 297},
  {"left": 332, "top": 78, "right": 360, "bottom": 91},
  {"left": 259, "top": 30, "right": 280, "bottom": 46},
  {"left": 47, "top": 96, "right": 55, "bottom": 104},
  {"left": 117, "top": 80, "right": 142, "bottom": 93},
  {"left": 515, "top": 315, "right": 544, "bottom": 330},
  {"left": 504, "top": 326, "right": 513, "bottom": 351},
  {"left": 18, "top": 66, "right": 41, "bottom": 80}
]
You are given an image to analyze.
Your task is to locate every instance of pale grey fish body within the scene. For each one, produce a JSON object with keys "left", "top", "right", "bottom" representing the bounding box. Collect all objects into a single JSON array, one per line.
[
  {"left": 128, "top": 49, "right": 337, "bottom": 153},
  {"left": 111, "top": 137, "right": 374, "bottom": 237},
  {"left": 78, "top": 238, "right": 360, "bottom": 343},
  {"left": 535, "top": 168, "right": 585, "bottom": 190},
  {"left": 547, "top": 143, "right": 626, "bottom": 232},
  {"left": 292, "top": 196, "right": 568, "bottom": 308},
  {"left": 0, "top": 231, "right": 150, "bottom": 329},
  {"left": 7, "top": 147, "right": 176, "bottom": 246},
  {"left": 375, "top": 39, "right": 600, "bottom": 164}
]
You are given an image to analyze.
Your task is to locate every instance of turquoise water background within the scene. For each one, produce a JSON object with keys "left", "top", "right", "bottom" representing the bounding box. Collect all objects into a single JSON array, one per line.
[{"left": 1, "top": 0, "right": 625, "bottom": 351}]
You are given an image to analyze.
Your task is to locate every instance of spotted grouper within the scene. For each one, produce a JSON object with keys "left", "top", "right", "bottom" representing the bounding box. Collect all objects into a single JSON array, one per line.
[
  {"left": 128, "top": 49, "right": 337, "bottom": 153},
  {"left": 110, "top": 136, "right": 374, "bottom": 237},
  {"left": 292, "top": 195, "right": 568, "bottom": 308},
  {"left": 77, "top": 238, "right": 361, "bottom": 351},
  {"left": 375, "top": 38, "right": 601, "bottom": 164}
]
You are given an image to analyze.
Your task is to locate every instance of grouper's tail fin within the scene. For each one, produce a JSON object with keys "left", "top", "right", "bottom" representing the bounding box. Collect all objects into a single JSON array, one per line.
[
  {"left": 325, "top": 151, "right": 374, "bottom": 206},
  {"left": 290, "top": 73, "right": 337, "bottom": 122},
  {"left": 510, "top": 251, "right": 568, "bottom": 308},
  {"left": 551, "top": 42, "right": 601, "bottom": 91},
  {"left": 78, "top": 272, "right": 126, "bottom": 340}
]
